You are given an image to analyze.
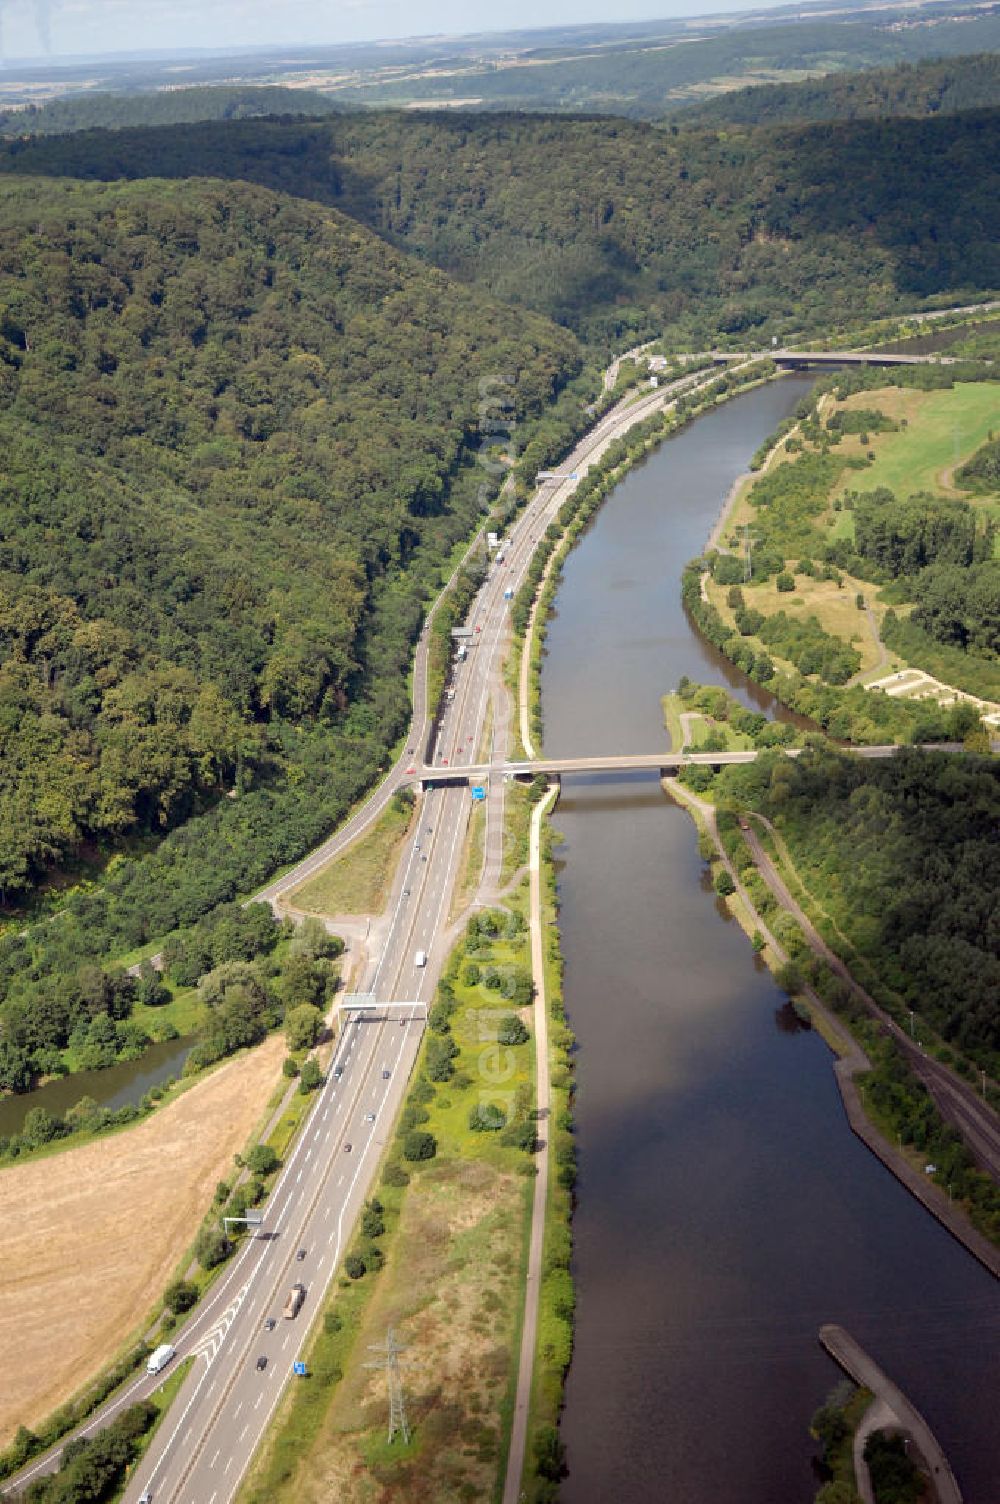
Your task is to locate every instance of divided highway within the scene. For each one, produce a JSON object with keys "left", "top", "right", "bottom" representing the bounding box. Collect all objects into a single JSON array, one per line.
[{"left": 6, "top": 361, "right": 723, "bottom": 1503}]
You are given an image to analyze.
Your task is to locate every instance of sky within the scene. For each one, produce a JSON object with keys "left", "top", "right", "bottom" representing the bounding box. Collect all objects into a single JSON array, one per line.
[{"left": 0, "top": 0, "right": 776, "bottom": 61}]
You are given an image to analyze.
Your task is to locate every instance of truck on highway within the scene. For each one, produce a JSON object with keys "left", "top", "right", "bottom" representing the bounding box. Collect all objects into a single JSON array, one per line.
[
  {"left": 146, "top": 1343, "right": 176, "bottom": 1375},
  {"left": 414, "top": 950, "right": 427, "bottom": 968},
  {"left": 283, "top": 1283, "right": 306, "bottom": 1320}
]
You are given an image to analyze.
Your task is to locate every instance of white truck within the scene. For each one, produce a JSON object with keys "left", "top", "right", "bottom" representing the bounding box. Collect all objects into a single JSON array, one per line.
[
  {"left": 146, "top": 1343, "right": 175, "bottom": 1376},
  {"left": 414, "top": 950, "right": 427, "bottom": 968}
]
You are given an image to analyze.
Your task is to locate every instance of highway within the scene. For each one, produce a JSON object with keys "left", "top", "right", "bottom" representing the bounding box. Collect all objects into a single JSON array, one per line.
[
  {"left": 7, "top": 340, "right": 992, "bottom": 1502},
  {"left": 5, "top": 359, "right": 731, "bottom": 1503}
]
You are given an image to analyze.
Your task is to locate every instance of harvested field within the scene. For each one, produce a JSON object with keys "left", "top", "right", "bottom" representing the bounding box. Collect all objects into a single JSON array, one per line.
[{"left": 0, "top": 1034, "right": 284, "bottom": 1445}]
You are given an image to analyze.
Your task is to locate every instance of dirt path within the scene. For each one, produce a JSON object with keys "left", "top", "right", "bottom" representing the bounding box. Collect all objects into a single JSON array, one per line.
[
  {"left": 502, "top": 786, "right": 558, "bottom": 1504},
  {"left": 0, "top": 1035, "right": 284, "bottom": 1445}
]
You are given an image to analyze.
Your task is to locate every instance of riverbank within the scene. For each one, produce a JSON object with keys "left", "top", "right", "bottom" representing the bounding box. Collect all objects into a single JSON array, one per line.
[{"left": 665, "top": 775, "right": 1000, "bottom": 1280}]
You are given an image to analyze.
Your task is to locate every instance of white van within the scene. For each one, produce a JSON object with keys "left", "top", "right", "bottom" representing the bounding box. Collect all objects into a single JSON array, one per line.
[
  {"left": 414, "top": 950, "right": 427, "bottom": 968},
  {"left": 147, "top": 1343, "right": 175, "bottom": 1375}
]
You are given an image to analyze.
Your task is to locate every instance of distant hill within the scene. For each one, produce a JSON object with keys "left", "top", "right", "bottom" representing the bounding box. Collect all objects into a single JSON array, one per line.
[
  {"left": 673, "top": 52, "right": 1000, "bottom": 127},
  {"left": 325, "top": 11, "right": 1000, "bottom": 116},
  {"left": 0, "top": 85, "right": 342, "bottom": 137},
  {"left": 3, "top": 108, "right": 998, "bottom": 348}
]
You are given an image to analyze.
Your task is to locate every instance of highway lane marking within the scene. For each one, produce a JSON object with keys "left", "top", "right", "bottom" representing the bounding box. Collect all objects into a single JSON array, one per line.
[
  {"left": 254, "top": 1393, "right": 263, "bottom": 1410},
  {"left": 211, "top": 1450, "right": 220, "bottom": 1467},
  {"left": 110, "top": 395, "right": 628, "bottom": 1504},
  {"left": 233, "top": 1401, "right": 242, "bottom": 1418},
  {"left": 225, "top": 1456, "right": 233, "bottom": 1475},
  {"left": 129, "top": 1024, "right": 371, "bottom": 1502},
  {"left": 239, "top": 1425, "right": 248, "bottom": 1443},
  {"left": 223, "top": 1024, "right": 416, "bottom": 1504}
]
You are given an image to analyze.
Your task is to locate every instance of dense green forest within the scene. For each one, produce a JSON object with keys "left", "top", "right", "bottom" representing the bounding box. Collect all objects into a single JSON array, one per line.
[
  {"left": 0, "top": 172, "right": 578, "bottom": 906},
  {"left": 676, "top": 52, "right": 1000, "bottom": 128},
  {"left": 716, "top": 745, "right": 1000, "bottom": 1066},
  {"left": 3, "top": 108, "right": 999, "bottom": 347},
  {"left": 0, "top": 86, "right": 342, "bottom": 137}
]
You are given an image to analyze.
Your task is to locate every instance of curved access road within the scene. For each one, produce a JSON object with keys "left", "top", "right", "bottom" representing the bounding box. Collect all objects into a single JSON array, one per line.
[{"left": 820, "top": 1324, "right": 963, "bottom": 1504}]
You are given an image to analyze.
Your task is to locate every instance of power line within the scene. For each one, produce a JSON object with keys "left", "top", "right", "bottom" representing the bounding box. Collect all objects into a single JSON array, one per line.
[{"left": 365, "top": 1327, "right": 411, "bottom": 1445}]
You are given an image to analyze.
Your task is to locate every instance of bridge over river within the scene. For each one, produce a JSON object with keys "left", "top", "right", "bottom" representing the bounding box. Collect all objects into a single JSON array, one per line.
[
  {"left": 415, "top": 743, "right": 904, "bottom": 786},
  {"left": 715, "top": 349, "right": 959, "bottom": 369}
]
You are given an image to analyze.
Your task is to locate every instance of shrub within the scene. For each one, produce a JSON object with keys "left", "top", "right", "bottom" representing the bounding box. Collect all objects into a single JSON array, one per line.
[
  {"left": 776, "top": 571, "right": 795, "bottom": 593},
  {"left": 246, "top": 1143, "right": 279, "bottom": 1176},
  {"left": 164, "top": 1279, "right": 198, "bottom": 1314},
  {"left": 298, "top": 1057, "right": 324, "bottom": 1093},
  {"left": 285, "top": 1003, "right": 323, "bottom": 1052},
  {"left": 194, "top": 1225, "right": 231, "bottom": 1270},
  {"left": 402, "top": 1130, "right": 437, "bottom": 1161},
  {"left": 469, "top": 1102, "right": 507, "bottom": 1132},
  {"left": 345, "top": 1254, "right": 366, "bottom": 1280},
  {"left": 497, "top": 1015, "right": 530, "bottom": 1046},
  {"left": 714, "top": 870, "right": 736, "bottom": 897}
]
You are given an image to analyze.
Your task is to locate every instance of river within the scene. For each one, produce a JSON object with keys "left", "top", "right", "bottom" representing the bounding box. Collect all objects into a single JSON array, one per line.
[
  {"left": 542, "top": 377, "right": 1000, "bottom": 1502},
  {"left": 0, "top": 1035, "right": 194, "bottom": 1141}
]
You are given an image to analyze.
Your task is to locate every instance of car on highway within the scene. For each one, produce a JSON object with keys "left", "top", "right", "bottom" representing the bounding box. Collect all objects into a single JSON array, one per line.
[
  {"left": 256, "top": 1356, "right": 267, "bottom": 1371},
  {"left": 382, "top": 1068, "right": 391, "bottom": 1079},
  {"left": 296, "top": 1248, "right": 307, "bottom": 1261},
  {"left": 344, "top": 1141, "right": 352, "bottom": 1152},
  {"left": 402, "top": 887, "right": 410, "bottom": 897},
  {"left": 139, "top": 1493, "right": 153, "bottom": 1504},
  {"left": 365, "top": 1111, "right": 376, "bottom": 1123},
  {"left": 265, "top": 1317, "right": 276, "bottom": 1331},
  {"left": 334, "top": 1064, "right": 343, "bottom": 1078}
]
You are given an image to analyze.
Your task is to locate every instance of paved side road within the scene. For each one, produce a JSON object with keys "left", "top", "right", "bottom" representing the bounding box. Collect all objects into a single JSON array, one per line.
[{"left": 820, "top": 1324, "right": 963, "bottom": 1504}]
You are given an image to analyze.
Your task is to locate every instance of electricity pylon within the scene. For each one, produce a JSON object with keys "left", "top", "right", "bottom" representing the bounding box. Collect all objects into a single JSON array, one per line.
[{"left": 365, "top": 1327, "right": 411, "bottom": 1444}]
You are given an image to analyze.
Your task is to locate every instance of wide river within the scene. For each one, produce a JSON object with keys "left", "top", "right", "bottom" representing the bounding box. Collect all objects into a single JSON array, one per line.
[{"left": 543, "top": 377, "right": 1000, "bottom": 1502}]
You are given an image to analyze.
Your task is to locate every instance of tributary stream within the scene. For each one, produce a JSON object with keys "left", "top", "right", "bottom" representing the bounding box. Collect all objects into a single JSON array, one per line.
[{"left": 543, "top": 377, "right": 1000, "bottom": 1502}]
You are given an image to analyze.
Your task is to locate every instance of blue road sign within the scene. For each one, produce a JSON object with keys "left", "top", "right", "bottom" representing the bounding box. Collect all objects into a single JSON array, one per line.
[
  {"left": 293, "top": 1361, "right": 307, "bottom": 1377},
  {"left": 471, "top": 786, "right": 486, "bottom": 802}
]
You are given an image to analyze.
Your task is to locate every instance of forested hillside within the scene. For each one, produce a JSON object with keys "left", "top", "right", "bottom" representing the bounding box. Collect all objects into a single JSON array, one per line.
[
  {"left": 0, "top": 86, "right": 342, "bottom": 137},
  {"left": 4, "top": 108, "right": 998, "bottom": 347},
  {"left": 717, "top": 746, "right": 1000, "bottom": 1067},
  {"left": 0, "top": 174, "right": 579, "bottom": 898},
  {"left": 675, "top": 52, "right": 1000, "bottom": 128}
]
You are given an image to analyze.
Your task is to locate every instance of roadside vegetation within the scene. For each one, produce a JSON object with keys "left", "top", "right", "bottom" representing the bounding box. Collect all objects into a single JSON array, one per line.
[
  {"left": 240, "top": 903, "right": 541, "bottom": 1504},
  {"left": 289, "top": 791, "right": 415, "bottom": 920}
]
